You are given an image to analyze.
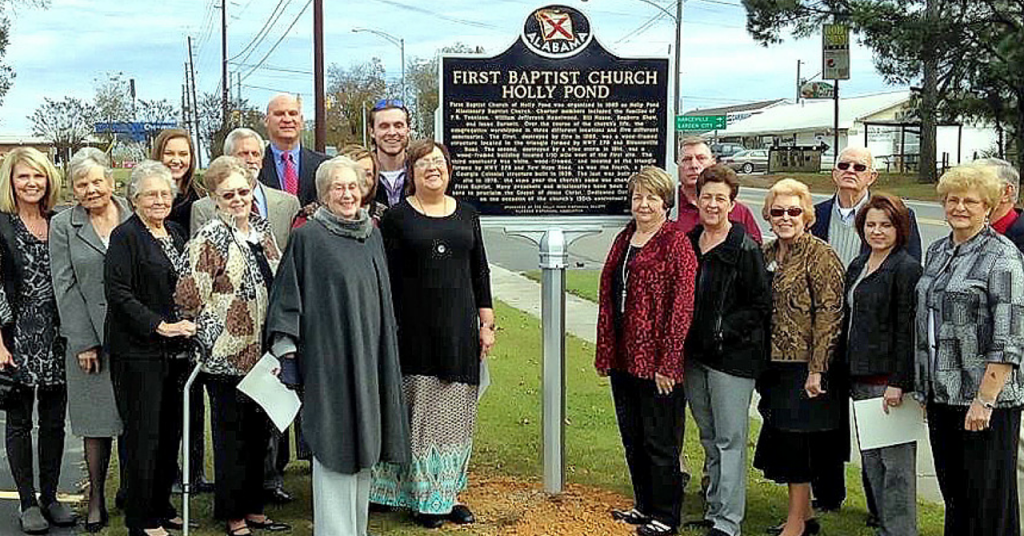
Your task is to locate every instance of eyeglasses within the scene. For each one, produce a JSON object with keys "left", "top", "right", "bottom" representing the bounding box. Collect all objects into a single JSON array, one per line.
[
  {"left": 414, "top": 157, "right": 447, "bottom": 170},
  {"left": 769, "top": 207, "right": 804, "bottom": 218},
  {"left": 218, "top": 188, "right": 252, "bottom": 201},
  {"left": 373, "top": 98, "right": 405, "bottom": 110},
  {"left": 836, "top": 162, "right": 869, "bottom": 172}
]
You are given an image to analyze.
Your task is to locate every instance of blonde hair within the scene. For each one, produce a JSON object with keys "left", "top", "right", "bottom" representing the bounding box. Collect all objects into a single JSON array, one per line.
[
  {"left": 0, "top": 148, "right": 62, "bottom": 214},
  {"left": 762, "top": 178, "right": 816, "bottom": 227},
  {"left": 936, "top": 163, "right": 1003, "bottom": 212},
  {"left": 203, "top": 155, "right": 251, "bottom": 192},
  {"left": 627, "top": 166, "right": 676, "bottom": 210}
]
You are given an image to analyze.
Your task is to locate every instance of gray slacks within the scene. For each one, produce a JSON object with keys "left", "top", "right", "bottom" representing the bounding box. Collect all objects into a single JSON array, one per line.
[
  {"left": 684, "top": 361, "right": 754, "bottom": 536},
  {"left": 851, "top": 382, "right": 917, "bottom": 536},
  {"left": 312, "top": 458, "right": 370, "bottom": 536}
]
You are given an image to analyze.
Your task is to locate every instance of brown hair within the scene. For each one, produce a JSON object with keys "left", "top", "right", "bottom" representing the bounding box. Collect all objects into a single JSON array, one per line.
[
  {"left": 404, "top": 140, "right": 453, "bottom": 196},
  {"left": 854, "top": 193, "right": 912, "bottom": 252},
  {"left": 150, "top": 129, "right": 197, "bottom": 193},
  {"left": 696, "top": 164, "right": 739, "bottom": 201},
  {"left": 339, "top": 144, "right": 379, "bottom": 206},
  {"left": 627, "top": 166, "right": 676, "bottom": 210},
  {"left": 203, "top": 155, "right": 250, "bottom": 193}
]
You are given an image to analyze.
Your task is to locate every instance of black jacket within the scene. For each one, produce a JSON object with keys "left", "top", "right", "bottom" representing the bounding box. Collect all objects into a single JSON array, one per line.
[
  {"left": 841, "top": 249, "right": 922, "bottom": 389},
  {"left": 1003, "top": 208, "right": 1024, "bottom": 253},
  {"left": 684, "top": 223, "right": 771, "bottom": 378},
  {"left": 811, "top": 194, "right": 923, "bottom": 261},
  {"left": 257, "top": 145, "right": 329, "bottom": 207},
  {"left": 103, "top": 214, "right": 188, "bottom": 361}
]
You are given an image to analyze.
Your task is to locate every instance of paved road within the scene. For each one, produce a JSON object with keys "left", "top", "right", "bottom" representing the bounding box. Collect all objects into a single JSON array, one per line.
[
  {"left": 0, "top": 411, "right": 83, "bottom": 535},
  {"left": 482, "top": 188, "right": 949, "bottom": 272}
]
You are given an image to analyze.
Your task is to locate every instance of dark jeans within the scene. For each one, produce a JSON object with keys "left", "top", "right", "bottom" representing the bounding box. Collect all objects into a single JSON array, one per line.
[
  {"left": 928, "top": 403, "right": 1021, "bottom": 536},
  {"left": 610, "top": 370, "right": 686, "bottom": 528},
  {"left": 5, "top": 384, "right": 67, "bottom": 510},
  {"left": 207, "top": 376, "right": 269, "bottom": 520},
  {"left": 112, "top": 357, "right": 186, "bottom": 530}
]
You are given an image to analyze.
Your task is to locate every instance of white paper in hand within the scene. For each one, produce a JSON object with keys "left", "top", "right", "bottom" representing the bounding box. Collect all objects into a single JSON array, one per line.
[
  {"left": 236, "top": 353, "right": 301, "bottom": 433},
  {"left": 853, "top": 396, "right": 926, "bottom": 450}
]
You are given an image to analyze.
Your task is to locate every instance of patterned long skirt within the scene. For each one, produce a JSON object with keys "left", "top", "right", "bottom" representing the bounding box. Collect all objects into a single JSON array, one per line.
[{"left": 369, "top": 375, "right": 479, "bottom": 514}]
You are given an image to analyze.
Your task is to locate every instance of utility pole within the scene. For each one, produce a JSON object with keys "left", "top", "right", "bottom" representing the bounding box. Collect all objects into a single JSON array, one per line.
[
  {"left": 222, "top": 0, "right": 229, "bottom": 133},
  {"left": 796, "top": 60, "right": 802, "bottom": 102},
  {"left": 313, "top": 0, "right": 326, "bottom": 152},
  {"left": 181, "top": 79, "right": 188, "bottom": 126},
  {"left": 187, "top": 36, "right": 204, "bottom": 168},
  {"left": 673, "top": 0, "right": 682, "bottom": 118}
]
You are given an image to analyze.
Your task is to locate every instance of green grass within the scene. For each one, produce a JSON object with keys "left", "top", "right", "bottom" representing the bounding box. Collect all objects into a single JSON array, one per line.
[
  {"left": 523, "top": 270, "right": 602, "bottom": 303},
  {"left": 738, "top": 172, "right": 942, "bottom": 202},
  {"left": 89, "top": 300, "right": 945, "bottom": 535}
]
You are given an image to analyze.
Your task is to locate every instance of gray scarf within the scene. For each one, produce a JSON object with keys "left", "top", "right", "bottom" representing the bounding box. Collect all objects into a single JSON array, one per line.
[{"left": 311, "top": 206, "right": 373, "bottom": 240}]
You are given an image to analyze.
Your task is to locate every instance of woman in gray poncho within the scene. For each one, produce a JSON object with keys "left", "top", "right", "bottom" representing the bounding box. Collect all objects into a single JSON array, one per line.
[{"left": 266, "top": 155, "right": 409, "bottom": 536}]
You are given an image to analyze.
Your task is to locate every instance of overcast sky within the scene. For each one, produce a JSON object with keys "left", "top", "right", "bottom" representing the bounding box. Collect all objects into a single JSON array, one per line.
[{"left": 0, "top": 0, "right": 900, "bottom": 133}]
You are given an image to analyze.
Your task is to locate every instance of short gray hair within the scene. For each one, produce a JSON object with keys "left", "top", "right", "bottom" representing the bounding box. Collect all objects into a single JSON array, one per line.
[
  {"left": 315, "top": 156, "right": 364, "bottom": 203},
  {"left": 975, "top": 157, "right": 1020, "bottom": 202},
  {"left": 223, "top": 128, "right": 264, "bottom": 157},
  {"left": 68, "top": 147, "right": 113, "bottom": 184},
  {"left": 128, "top": 160, "right": 178, "bottom": 200}
]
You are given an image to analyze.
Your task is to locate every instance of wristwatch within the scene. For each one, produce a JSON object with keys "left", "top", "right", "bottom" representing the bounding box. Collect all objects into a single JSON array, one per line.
[{"left": 974, "top": 397, "right": 996, "bottom": 409}]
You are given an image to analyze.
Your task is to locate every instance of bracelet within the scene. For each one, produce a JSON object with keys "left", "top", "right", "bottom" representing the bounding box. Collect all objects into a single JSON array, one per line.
[
  {"left": 480, "top": 322, "right": 497, "bottom": 331},
  {"left": 974, "top": 397, "right": 996, "bottom": 409}
]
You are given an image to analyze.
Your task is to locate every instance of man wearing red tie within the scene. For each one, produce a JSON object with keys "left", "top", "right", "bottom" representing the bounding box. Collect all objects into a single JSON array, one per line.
[{"left": 258, "top": 93, "right": 328, "bottom": 206}]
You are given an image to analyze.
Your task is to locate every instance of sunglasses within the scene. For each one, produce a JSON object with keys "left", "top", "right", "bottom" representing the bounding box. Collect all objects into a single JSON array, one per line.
[
  {"left": 769, "top": 207, "right": 804, "bottom": 218},
  {"left": 218, "top": 188, "right": 252, "bottom": 201},
  {"left": 836, "top": 162, "right": 869, "bottom": 172},
  {"left": 373, "top": 98, "right": 405, "bottom": 110}
]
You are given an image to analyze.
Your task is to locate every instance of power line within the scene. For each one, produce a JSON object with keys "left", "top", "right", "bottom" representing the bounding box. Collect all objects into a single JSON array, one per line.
[
  {"left": 229, "top": 61, "right": 313, "bottom": 75},
  {"left": 615, "top": 11, "right": 667, "bottom": 44},
  {"left": 239, "top": 0, "right": 313, "bottom": 83},
  {"left": 229, "top": 0, "right": 291, "bottom": 64},
  {"left": 370, "top": 0, "right": 498, "bottom": 29},
  {"left": 242, "top": 83, "right": 311, "bottom": 96}
]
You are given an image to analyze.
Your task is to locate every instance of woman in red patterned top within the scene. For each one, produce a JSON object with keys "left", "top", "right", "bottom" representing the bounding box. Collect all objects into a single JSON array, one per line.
[{"left": 596, "top": 166, "right": 697, "bottom": 536}]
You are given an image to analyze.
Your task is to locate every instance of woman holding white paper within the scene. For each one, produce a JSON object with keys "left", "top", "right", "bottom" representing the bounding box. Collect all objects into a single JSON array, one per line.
[
  {"left": 174, "top": 156, "right": 289, "bottom": 535},
  {"left": 843, "top": 193, "right": 921, "bottom": 536}
]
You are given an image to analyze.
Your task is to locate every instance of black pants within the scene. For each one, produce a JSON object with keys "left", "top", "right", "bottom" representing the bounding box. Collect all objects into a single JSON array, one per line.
[
  {"left": 112, "top": 357, "right": 186, "bottom": 530},
  {"left": 207, "top": 376, "right": 269, "bottom": 520},
  {"left": 810, "top": 427, "right": 847, "bottom": 509},
  {"left": 5, "top": 384, "right": 67, "bottom": 510},
  {"left": 610, "top": 371, "right": 686, "bottom": 528},
  {"left": 928, "top": 403, "right": 1021, "bottom": 536}
]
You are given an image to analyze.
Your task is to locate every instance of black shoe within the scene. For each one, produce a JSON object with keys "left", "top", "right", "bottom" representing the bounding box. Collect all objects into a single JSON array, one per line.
[
  {"left": 84, "top": 510, "right": 109, "bottom": 533},
  {"left": 448, "top": 504, "right": 475, "bottom": 524},
  {"left": 412, "top": 513, "right": 446, "bottom": 529},
  {"left": 683, "top": 519, "right": 714, "bottom": 530},
  {"left": 866, "top": 513, "right": 879, "bottom": 528},
  {"left": 194, "top": 477, "right": 215, "bottom": 494},
  {"left": 704, "top": 529, "right": 730, "bottom": 536},
  {"left": 369, "top": 502, "right": 394, "bottom": 513},
  {"left": 611, "top": 508, "right": 650, "bottom": 525},
  {"left": 245, "top": 517, "right": 291, "bottom": 532},
  {"left": 811, "top": 499, "right": 840, "bottom": 513},
  {"left": 767, "top": 518, "right": 819, "bottom": 535},
  {"left": 115, "top": 488, "right": 127, "bottom": 510},
  {"left": 264, "top": 487, "right": 294, "bottom": 504},
  {"left": 637, "top": 520, "right": 677, "bottom": 536}
]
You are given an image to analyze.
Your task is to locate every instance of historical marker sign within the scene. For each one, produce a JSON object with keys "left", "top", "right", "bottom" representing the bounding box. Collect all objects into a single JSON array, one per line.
[
  {"left": 441, "top": 5, "right": 670, "bottom": 217},
  {"left": 676, "top": 115, "right": 726, "bottom": 131}
]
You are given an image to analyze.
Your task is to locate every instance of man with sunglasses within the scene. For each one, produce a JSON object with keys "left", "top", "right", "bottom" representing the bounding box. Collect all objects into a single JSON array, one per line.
[
  {"left": 805, "top": 146, "right": 921, "bottom": 523},
  {"left": 257, "top": 93, "right": 328, "bottom": 206},
  {"left": 369, "top": 98, "right": 412, "bottom": 209},
  {"left": 676, "top": 137, "right": 762, "bottom": 243}
]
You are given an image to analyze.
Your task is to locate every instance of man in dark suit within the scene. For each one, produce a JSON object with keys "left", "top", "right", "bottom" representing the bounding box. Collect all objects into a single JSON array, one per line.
[
  {"left": 257, "top": 93, "right": 328, "bottom": 206},
  {"left": 369, "top": 98, "right": 411, "bottom": 209},
  {"left": 805, "top": 146, "right": 921, "bottom": 527}
]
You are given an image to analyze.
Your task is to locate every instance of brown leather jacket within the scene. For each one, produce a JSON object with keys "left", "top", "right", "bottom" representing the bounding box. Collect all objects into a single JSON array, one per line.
[{"left": 762, "top": 233, "right": 845, "bottom": 373}]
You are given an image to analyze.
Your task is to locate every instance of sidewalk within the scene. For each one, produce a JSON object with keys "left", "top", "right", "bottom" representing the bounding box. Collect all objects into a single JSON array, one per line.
[{"left": 489, "top": 263, "right": 942, "bottom": 504}]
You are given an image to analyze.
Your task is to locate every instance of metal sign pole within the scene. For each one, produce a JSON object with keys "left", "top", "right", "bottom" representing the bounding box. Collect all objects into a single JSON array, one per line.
[
  {"left": 506, "top": 226, "right": 599, "bottom": 493},
  {"left": 181, "top": 363, "right": 202, "bottom": 536}
]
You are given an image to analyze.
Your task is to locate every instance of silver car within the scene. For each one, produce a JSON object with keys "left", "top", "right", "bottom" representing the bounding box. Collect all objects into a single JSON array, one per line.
[{"left": 723, "top": 149, "right": 769, "bottom": 174}]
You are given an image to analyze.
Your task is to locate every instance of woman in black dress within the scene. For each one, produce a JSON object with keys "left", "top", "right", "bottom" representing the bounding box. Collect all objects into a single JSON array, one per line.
[
  {"left": 106, "top": 160, "right": 196, "bottom": 536},
  {"left": 0, "top": 147, "right": 76, "bottom": 534},
  {"left": 369, "top": 140, "right": 495, "bottom": 529}
]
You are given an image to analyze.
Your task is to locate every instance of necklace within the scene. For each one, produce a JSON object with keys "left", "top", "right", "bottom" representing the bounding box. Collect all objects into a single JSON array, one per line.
[
  {"left": 620, "top": 245, "right": 639, "bottom": 314},
  {"left": 413, "top": 196, "right": 450, "bottom": 217}
]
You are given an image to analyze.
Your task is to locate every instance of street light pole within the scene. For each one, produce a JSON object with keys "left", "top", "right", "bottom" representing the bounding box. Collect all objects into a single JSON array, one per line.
[{"left": 352, "top": 28, "right": 406, "bottom": 102}]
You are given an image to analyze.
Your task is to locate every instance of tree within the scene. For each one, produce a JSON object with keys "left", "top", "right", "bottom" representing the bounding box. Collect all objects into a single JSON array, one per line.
[
  {"left": 0, "top": 1, "right": 48, "bottom": 106},
  {"left": 92, "top": 72, "right": 134, "bottom": 125},
  {"left": 198, "top": 91, "right": 263, "bottom": 159},
  {"left": 324, "top": 58, "right": 387, "bottom": 148},
  {"left": 406, "top": 43, "right": 485, "bottom": 140},
  {"left": 136, "top": 98, "right": 180, "bottom": 145},
  {"left": 28, "top": 96, "right": 96, "bottom": 165},
  {"left": 741, "top": 0, "right": 1024, "bottom": 179}
]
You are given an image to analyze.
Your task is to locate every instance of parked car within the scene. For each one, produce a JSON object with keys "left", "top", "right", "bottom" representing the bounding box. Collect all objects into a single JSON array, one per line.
[
  {"left": 710, "top": 143, "right": 746, "bottom": 159},
  {"left": 723, "top": 149, "right": 769, "bottom": 174}
]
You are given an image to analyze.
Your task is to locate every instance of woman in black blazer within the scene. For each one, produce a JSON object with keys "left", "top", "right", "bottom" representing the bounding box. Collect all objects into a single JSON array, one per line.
[
  {"left": 844, "top": 193, "right": 922, "bottom": 536},
  {"left": 105, "top": 160, "right": 196, "bottom": 536}
]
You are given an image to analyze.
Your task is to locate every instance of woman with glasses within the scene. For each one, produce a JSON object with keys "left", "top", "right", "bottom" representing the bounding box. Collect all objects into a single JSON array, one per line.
[
  {"left": 369, "top": 140, "right": 495, "bottom": 529},
  {"left": 106, "top": 160, "right": 195, "bottom": 536},
  {"left": 596, "top": 166, "right": 697, "bottom": 536},
  {"left": 916, "top": 164, "right": 1024, "bottom": 536},
  {"left": 175, "top": 156, "right": 288, "bottom": 535},
  {"left": 754, "top": 179, "right": 845, "bottom": 536}
]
